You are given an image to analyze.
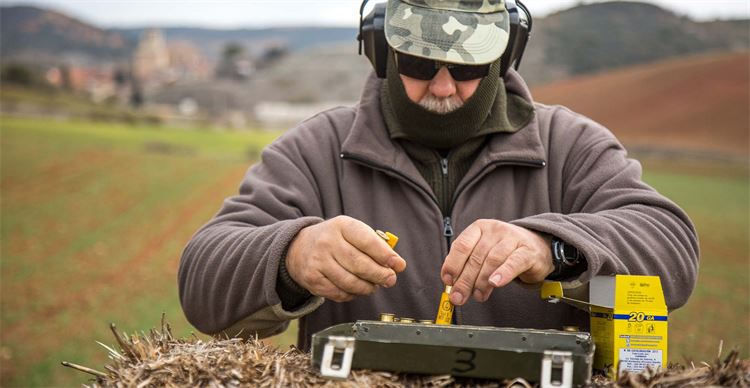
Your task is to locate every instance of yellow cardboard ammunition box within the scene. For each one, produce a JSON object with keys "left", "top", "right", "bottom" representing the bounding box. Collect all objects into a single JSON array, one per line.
[{"left": 542, "top": 275, "right": 668, "bottom": 378}]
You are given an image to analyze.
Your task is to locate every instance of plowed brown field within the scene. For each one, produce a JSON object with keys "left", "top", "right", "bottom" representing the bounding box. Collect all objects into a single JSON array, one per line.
[{"left": 531, "top": 51, "right": 750, "bottom": 157}]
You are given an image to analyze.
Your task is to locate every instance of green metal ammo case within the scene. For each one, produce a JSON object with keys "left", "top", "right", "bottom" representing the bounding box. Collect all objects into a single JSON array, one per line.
[{"left": 312, "top": 320, "right": 595, "bottom": 387}]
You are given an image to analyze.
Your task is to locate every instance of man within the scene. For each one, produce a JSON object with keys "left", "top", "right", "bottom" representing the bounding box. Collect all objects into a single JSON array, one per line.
[{"left": 178, "top": 0, "right": 698, "bottom": 351}]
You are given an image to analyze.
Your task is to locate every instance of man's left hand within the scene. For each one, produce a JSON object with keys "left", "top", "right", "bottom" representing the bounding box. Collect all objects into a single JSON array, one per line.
[{"left": 440, "top": 219, "right": 553, "bottom": 306}]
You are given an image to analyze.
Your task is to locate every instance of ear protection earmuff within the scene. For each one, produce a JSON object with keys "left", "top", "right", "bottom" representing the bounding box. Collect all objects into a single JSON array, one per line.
[{"left": 357, "top": 0, "right": 532, "bottom": 78}]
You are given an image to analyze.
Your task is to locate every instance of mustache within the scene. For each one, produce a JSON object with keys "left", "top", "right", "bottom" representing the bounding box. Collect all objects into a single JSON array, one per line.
[{"left": 418, "top": 94, "right": 464, "bottom": 114}]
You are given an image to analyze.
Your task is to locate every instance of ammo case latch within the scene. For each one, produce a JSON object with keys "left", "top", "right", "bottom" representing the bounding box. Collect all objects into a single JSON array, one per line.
[
  {"left": 319, "top": 336, "right": 355, "bottom": 379},
  {"left": 541, "top": 350, "right": 575, "bottom": 388}
]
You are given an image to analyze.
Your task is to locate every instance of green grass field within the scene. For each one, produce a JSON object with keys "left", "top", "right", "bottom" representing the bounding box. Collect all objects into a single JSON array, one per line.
[{"left": 1, "top": 115, "right": 748, "bottom": 386}]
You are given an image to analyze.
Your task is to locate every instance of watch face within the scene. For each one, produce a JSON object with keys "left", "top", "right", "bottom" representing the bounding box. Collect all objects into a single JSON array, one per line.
[
  {"left": 562, "top": 243, "right": 579, "bottom": 266},
  {"left": 549, "top": 238, "right": 586, "bottom": 281}
]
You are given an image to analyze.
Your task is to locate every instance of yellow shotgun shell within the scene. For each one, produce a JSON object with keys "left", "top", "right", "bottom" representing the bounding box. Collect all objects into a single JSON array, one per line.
[
  {"left": 376, "top": 230, "right": 399, "bottom": 249},
  {"left": 435, "top": 285, "right": 454, "bottom": 325}
]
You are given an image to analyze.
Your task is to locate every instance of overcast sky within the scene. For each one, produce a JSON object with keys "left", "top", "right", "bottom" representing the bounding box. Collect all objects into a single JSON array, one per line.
[{"left": 1, "top": 0, "right": 748, "bottom": 28}]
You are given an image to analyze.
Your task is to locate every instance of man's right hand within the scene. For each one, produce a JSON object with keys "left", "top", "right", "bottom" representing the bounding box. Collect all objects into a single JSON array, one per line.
[{"left": 285, "top": 216, "right": 407, "bottom": 302}]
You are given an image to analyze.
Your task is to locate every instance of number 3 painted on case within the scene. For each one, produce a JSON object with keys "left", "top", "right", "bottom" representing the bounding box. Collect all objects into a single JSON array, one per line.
[{"left": 452, "top": 349, "right": 477, "bottom": 373}]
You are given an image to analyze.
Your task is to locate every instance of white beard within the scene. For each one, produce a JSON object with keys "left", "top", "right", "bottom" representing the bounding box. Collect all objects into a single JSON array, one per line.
[{"left": 418, "top": 94, "right": 464, "bottom": 114}]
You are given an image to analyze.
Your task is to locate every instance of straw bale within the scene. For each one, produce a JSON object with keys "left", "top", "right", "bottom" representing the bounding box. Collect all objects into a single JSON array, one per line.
[{"left": 63, "top": 317, "right": 749, "bottom": 387}]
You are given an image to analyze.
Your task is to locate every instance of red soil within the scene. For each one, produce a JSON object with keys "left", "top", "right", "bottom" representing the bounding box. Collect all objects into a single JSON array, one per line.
[{"left": 530, "top": 51, "right": 750, "bottom": 157}]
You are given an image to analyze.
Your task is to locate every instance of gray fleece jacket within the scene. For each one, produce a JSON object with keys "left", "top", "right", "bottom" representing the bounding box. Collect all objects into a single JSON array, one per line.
[{"left": 178, "top": 69, "right": 699, "bottom": 351}]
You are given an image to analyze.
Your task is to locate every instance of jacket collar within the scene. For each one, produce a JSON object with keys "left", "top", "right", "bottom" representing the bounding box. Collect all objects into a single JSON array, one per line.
[{"left": 341, "top": 69, "right": 547, "bottom": 185}]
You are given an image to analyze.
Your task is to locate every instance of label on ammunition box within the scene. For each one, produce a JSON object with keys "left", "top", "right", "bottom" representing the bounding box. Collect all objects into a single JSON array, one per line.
[
  {"left": 590, "top": 276, "right": 668, "bottom": 378},
  {"left": 618, "top": 348, "right": 662, "bottom": 372}
]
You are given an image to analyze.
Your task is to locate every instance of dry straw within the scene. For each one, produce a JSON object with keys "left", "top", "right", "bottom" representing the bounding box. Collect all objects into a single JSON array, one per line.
[{"left": 63, "top": 315, "right": 749, "bottom": 387}]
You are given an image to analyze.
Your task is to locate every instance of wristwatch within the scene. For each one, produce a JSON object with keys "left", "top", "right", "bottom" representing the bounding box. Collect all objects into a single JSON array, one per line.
[{"left": 547, "top": 237, "right": 583, "bottom": 280}]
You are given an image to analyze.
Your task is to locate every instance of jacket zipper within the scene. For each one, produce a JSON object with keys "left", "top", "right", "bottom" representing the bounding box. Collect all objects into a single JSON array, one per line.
[
  {"left": 440, "top": 156, "right": 458, "bottom": 324},
  {"left": 440, "top": 157, "right": 454, "bottom": 248}
]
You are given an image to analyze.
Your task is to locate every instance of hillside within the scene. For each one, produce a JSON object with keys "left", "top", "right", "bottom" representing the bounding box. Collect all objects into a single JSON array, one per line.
[
  {"left": 0, "top": 6, "right": 131, "bottom": 63},
  {"left": 531, "top": 51, "right": 750, "bottom": 157},
  {"left": 521, "top": 2, "right": 749, "bottom": 84},
  {"left": 1, "top": 3, "right": 747, "bottom": 85},
  {"left": 0, "top": 6, "right": 355, "bottom": 63},
  {"left": 114, "top": 26, "right": 356, "bottom": 62}
]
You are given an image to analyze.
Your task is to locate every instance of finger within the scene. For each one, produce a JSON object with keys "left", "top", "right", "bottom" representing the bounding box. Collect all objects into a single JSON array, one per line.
[
  {"left": 321, "top": 259, "right": 378, "bottom": 296},
  {"left": 334, "top": 242, "right": 398, "bottom": 287},
  {"left": 310, "top": 275, "right": 355, "bottom": 302},
  {"left": 447, "top": 226, "right": 499, "bottom": 306},
  {"left": 473, "top": 238, "right": 516, "bottom": 302},
  {"left": 451, "top": 232, "right": 500, "bottom": 305},
  {"left": 489, "top": 248, "right": 534, "bottom": 288},
  {"left": 441, "top": 223, "right": 482, "bottom": 287},
  {"left": 338, "top": 218, "right": 407, "bottom": 272}
]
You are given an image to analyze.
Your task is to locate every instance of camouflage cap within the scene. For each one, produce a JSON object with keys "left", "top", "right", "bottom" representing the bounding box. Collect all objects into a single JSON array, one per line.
[{"left": 384, "top": 0, "right": 510, "bottom": 65}]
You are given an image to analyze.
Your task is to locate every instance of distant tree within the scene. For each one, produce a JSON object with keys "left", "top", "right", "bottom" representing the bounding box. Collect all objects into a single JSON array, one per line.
[
  {"left": 114, "top": 68, "right": 129, "bottom": 86},
  {"left": 216, "top": 42, "right": 253, "bottom": 80},
  {"left": 1, "top": 63, "right": 36, "bottom": 86},
  {"left": 256, "top": 45, "right": 289, "bottom": 70},
  {"left": 222, "top": 43, "right": 245, "bottom": 61},
  {"left": 131, "top": 81, "right": 144, "bottom": 108},
  {"left": 59, "top": 64, "right": 73, "bottom": 90},
  {"left": 262, "top": 46, "right": 288, "bottom": 63}
]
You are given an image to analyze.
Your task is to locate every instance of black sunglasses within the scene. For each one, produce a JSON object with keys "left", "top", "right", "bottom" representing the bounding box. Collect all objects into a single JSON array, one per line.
[{"left": 395, "top": 51, "right": 491, "bottom": 81}]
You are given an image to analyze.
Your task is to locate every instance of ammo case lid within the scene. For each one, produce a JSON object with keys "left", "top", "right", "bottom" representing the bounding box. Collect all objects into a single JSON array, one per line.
[{"left": 312, "top": 320, "right": 594, "bottom": 387}]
